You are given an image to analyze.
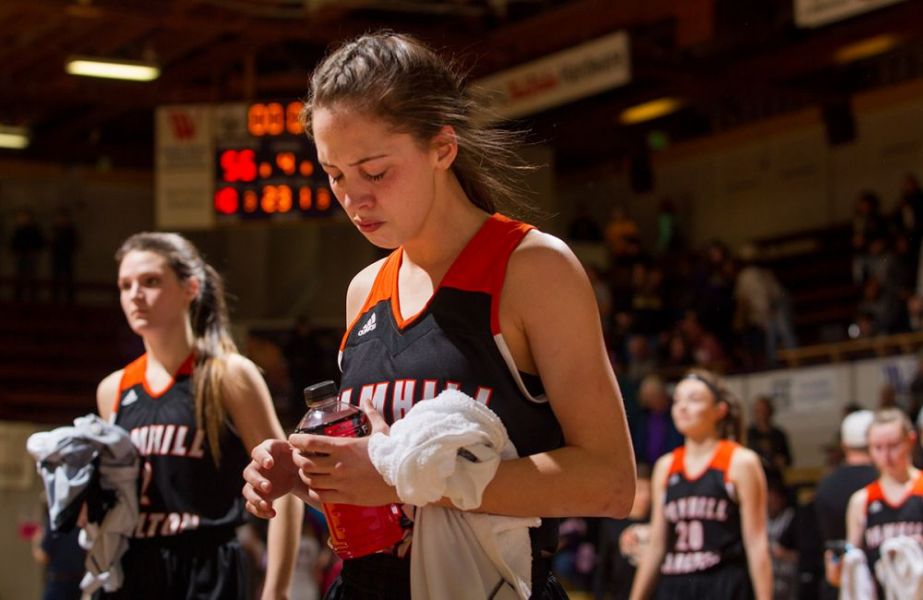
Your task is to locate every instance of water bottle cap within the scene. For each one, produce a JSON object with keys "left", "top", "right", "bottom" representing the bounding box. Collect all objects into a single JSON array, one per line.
[{"left": 303, "top": 380, "right": 338, "bottom": 404}]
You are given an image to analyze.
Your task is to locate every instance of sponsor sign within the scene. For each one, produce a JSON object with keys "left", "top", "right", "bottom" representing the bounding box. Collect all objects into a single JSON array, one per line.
[
  {"left": 473, "top": 31, "right": 631, "bottom": 121},
  {"left": 794, "top": 0, "right": 907, "bottom": 27}
]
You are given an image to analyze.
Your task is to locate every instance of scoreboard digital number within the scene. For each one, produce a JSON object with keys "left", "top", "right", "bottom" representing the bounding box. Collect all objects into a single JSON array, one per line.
[{"left": 214, "top": 101, "right": 334, "bottom": 220}]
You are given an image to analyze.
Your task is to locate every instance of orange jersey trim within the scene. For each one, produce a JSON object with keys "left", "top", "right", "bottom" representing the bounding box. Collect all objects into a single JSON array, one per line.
[
  {"left": 668, "top": 440, "right": 738, "bottom": 482},
  {"left": 339, "top": 251, "right": 402, "bottom": 352},
  {"left": 114, "top": 352, "right": 196, "bottom": 414},
  {"left": 339, "top": 214, "right": 534, "bottom": 351},
  {"left": 866, "top": 473, "right": 923, "bottom": 509},
  {"left": 440, "top": 214, "right": 533, "bottom": 335}
]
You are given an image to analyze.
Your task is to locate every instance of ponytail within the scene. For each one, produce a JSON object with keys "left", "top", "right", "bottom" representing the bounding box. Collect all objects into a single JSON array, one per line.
[{"left": 190, "top": 263, "right": 238, "bottom": 466}]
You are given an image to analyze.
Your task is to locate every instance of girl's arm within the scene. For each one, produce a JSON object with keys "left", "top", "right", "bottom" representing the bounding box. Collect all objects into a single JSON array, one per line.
[
  {"left": 476, "top": 233, "right": 636, "bottom": 517},
  {"left": 223, "top": 355, "right": 303, "bottom": 600},
  {"left": 96, "top": 370, "right": 124, "bottom": 421},
  {"left": 826, "top": 488, "right": 868, "bottom": 588},
  {"left": 731, "top": 447, "right": 772, "bottom": 600},
  {"left": 629, "top": 454, "right": 671, "bottom": 600}
]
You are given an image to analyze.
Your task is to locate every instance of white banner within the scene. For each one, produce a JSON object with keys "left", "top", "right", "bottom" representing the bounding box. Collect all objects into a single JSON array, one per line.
[
  {"left": 853, "top": 355, "right": 919, "bottom": 411},
  {"left": 155, "top": 104, "right": 214, "bottom": 230},
  {"left": 473, "top": 31, "right": 631, "bottom": 121},
  {"left": 794, "top": 0, "right": 907, "bottom": 27},
  {"left": 728, "top": 364, "right": 851, "bottom": 468}
]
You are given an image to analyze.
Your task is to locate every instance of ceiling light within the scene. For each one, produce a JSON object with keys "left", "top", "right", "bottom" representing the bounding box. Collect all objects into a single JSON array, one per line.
[
  {"left": 619, "top": 97, "right": 684, "bottom": 125},
  {"left": 0, "top": 126, "right": 29, "bottom": 149},
  {"left": 834, "top": 34, "right": 902, "bottom": 65},
  {"left": 65, "top": 56, "right": 160, "bottom": 81}
]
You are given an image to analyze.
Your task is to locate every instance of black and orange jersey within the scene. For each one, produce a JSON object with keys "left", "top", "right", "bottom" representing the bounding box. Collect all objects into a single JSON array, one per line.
[
  {"left": 660, "top": 440, "right": 747, "bottom": 576},
  {"left": 338, "top": 213, "right": 564, "bottom": 554},
  {"left": 113, "top": 353, "right": 248, "bottom": 539},
  {"left": 863, "top": 475, "right": 923, "bottom": 568}
]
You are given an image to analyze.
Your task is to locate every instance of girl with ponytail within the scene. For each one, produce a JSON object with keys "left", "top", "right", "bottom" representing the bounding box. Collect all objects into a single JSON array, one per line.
[
  {"left": 631, "top": 369, "right": 771, "bottom": 600},
  {"left": 95, "top": 232, "right": 302, "bottom": 599}
]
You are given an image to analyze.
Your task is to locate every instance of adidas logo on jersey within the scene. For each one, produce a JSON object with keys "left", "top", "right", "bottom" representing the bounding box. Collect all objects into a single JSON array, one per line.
[
  {"left": 121, "top": 389, "right": 139, "bottom": 407},
  {"left": 357, "top": 313, "right": 377, "bottom": 337}
]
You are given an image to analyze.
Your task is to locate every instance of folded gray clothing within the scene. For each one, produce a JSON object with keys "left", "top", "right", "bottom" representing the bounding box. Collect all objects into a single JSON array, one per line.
[{"left": 27, "top": 414, "right": 140, "bottom": 593}]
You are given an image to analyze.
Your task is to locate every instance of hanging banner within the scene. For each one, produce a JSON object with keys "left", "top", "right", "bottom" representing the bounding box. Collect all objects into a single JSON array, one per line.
[
  {"left": 155, "top": 104, "right": 214, "bottom": 229},
  {"left": 794, "top": 0, "right": 907, "bottom": 28},
  {"left": 473, "top": 30, "right": 631, "bottom": 121}
]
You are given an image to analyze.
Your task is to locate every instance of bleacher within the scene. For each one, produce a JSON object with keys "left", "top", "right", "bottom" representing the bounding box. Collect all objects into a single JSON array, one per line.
[
  {"left": 755, "top": 223, "right": 859, "bottom": 346},
  {"left": 0, "top": 299, "right": 133, "bottom": 424}
]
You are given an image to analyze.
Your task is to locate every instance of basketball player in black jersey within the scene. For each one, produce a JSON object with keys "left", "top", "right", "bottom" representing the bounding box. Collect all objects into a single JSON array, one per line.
[
  {"left": 630, "top": 370, "right": 771, "bottom": 600},
  {"left": 241, "top": 32, "right": 637, "bottom": 599},
  {"left": 826, "top": 408, "right": 923, "bottom": 595},
  {"left": 96, "top": 233, "right": 302, "bottom": 599}
]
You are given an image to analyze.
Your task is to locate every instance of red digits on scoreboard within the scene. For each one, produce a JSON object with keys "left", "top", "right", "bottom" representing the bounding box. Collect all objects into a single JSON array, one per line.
[
  {"left": 220, "top": 149, "right": 257, "bottom": 182},
  {"left": 214, "top": 187, "right": 239, "bottom": 214}
]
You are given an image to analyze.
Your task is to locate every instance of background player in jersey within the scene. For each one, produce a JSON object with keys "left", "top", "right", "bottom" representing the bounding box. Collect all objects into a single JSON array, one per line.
[
  {"left": 96, "top": 232, "right": 302, "bottom": 599},
  {"left": 827, "top": 408, "right": 923, "bottom": 595},
  {"left": 630, "top": 370, "right": 771, "bottom": 600},
  {"left": 241, "top": 31, "right": 637, "bottom": 598}
]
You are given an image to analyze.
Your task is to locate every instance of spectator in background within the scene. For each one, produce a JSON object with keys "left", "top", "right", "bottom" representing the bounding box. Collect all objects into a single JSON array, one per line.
[
  {"left": 662, "top": 333, "right": 693, "bottom": 370},
  {"left": 31, "top": 515, "right": 85, "bottom": 600},
  {"left": 604, "top": 205, "right": 641, "bottom": 264},
  {"left": 890, "top": 234, "right": 918, "bottom": 314},
  {"left": 733, "top": 244, "right": 797, "bottom": 368},
  {"left": 624, "top": 335, "right": 656, "bottom": 382},
  {"left": 857, "top": 276, "right": 903, "bottom": 335},
  {"left": 10, "top": 207, "right": 45, "bottom": 302},
  {"left": 904, "top": 294, "right": 923, "bottom": 333},
  {"left": 50, "top": 208, "right": 78, "bottom": 304},
  {"left": 678, "top": 310, "right": 728, "bottom": 372},
  {"left": 852, "top": 309, "right": 878, "bottom": 338},
  {"left": 632, "top": 375, "right": 683, "bottom": 467},
  {"left": 695, "top": 240, "right": 736, "bottom": 348},
  {"left": 630, "top": 263, "right": 666, "bottom": 341},
  {"left": 909, "top": 349, "right": 923, "bottom": 429},
  {"left": 766, "top": 473, "right": 798, "bottom": 600},
  {"left": 895, "top": 173, "right": 923, "bottom": 251},
  {"left": 594, "top": 464, "right": 653, "bottom": 600},
  {"left": 283, "top": 316, "right": 327, "bottom": 422},
  {"left": 568, "top": 201, "right": 604, "bottom": 243},
  {"left": 862, "top": 238, "right": 898, "bottom": 293},
  {"left": 852, "top": 191, "right": 889, "bottom": 284},
  {"left": 746, "top": 395, "right": 792, "bottom": 473},
  {"left": 654, "top": 198, "right": 681, "bottom": 257},
  {"left": 585, "top": 262, "right": 613, "bottom": 337},
  {"left": 812, "top": 409, "right": 877, "bottom": 600}
]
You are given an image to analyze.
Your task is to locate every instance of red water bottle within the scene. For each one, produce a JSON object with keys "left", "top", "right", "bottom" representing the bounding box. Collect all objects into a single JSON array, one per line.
[{"left": 295, "top": 380, "right": 405, "bottom": 559}]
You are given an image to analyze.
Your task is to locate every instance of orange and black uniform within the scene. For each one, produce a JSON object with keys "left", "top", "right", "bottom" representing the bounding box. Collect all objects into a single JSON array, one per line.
[
  {"left": 655, "top": 440, "right": 753, "bottom": 600},
  {"left": 862, "top": 475, "right": 923, "bottom": 570},
  {"left": 327, "top": 214, "right": 567, "bottom": 599},
  {"left": 100, "top": 353, "right": 250, "bottom": 599}
]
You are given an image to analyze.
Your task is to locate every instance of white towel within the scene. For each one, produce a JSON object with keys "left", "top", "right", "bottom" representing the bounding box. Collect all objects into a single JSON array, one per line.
[
  {"left": 27, "top": 414, "right": 139, "bottom": 593},
  {"left": 841, "top": 546, "right": 877, "bottom": 600},
  {"left": 368, "top": 389, "right": 540, "bottom": 600},
  {"left": 875, "top": 536, "right": 923, "bottom": 600}
]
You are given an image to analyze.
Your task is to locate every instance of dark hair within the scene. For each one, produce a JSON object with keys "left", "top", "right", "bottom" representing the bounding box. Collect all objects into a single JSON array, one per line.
[
  {"left": 301, "top": 31, "right": 533, "bottom": 217},
  {"left": 683, "top": 369, "right": 744, "bottom": 442},
  {"left": 754, "top": 395, "right": 775, "bottom": 418},
  {"left": 116, "top": 232, "right": 237, "bottom": 465}
]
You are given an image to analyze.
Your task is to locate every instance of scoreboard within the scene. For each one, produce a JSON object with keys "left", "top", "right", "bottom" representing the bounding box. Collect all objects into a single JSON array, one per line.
[
  {"left": 214, "top": 101, "right": 334, "bottom": 221},
  {"left": 155, "top": 101, "right": 335, "bottom": 229}
]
